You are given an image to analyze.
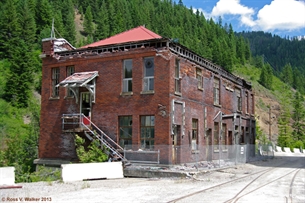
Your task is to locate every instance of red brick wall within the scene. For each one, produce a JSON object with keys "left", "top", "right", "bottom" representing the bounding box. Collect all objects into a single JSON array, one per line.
[{"left": 39, "top": 46, "right": 255, "bottom": 164}]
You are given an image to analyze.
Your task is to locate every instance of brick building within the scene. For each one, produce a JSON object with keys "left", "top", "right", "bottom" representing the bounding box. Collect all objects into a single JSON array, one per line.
[{"left": 36, "top": 26, "right": 255, "bottom": 166}]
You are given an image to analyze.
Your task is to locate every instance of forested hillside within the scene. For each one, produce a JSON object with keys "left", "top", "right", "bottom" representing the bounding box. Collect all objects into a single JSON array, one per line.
[
  {"left": 0, "top": 0, "right": 304, "bottom": 182},
  {"left": 239, "top": 31, "right": 305, "bottom": 94}
]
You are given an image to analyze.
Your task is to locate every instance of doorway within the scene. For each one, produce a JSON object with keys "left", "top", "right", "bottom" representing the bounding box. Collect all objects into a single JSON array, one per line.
[
  {"left": 172, "top": 125, "right": 180, "bottom": 164},
  {"left": 80, "top": 92, "right": 91, "bottom": 125}
]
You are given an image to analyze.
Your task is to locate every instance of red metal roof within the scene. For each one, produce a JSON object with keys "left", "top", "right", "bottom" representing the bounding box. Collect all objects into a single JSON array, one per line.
[{"left": 82, "top": 26, "right": 162, "bottom": 48}]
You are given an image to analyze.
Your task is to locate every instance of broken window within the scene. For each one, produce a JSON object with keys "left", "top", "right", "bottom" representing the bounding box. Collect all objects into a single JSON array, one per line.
[
  {"left": 235, "top": 88, "right": 242, "bottom": 112},
  {"left": 123, "top": 59, "right": 132, "bottom": 92},
  {"left": 192, "top": 119, "right": 198, "bottom": 151},
  {"left": 196, "top": 68, "right": 203, "bottom": 89},
  {"left": 214, "top": 122, "right": 219, "bottom": 151},
  {"left": 140, "top": 115, "right": 155, "bottom": 149},
  {"left": 119, "top": 116, "right": 132, "bottom": 149},
  {"left": 174, "top": 59, "right": 181, "bottom": 94},
  {"left": 213, "top": 78, "right": 220, "bottom": 105},
  {"left": 51, "top": 67, "right": 60, "bottom": 98},
  {"left": 143, "top": 57, "right": 154, "bottom": 91},
  {"left": 66, "top": 66, "right": 75, "bottom": 97}
]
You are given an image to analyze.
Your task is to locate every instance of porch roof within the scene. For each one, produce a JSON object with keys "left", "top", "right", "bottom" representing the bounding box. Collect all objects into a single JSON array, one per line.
[{"left": 57, "top": 71, "right": 98, "bottom": 87}]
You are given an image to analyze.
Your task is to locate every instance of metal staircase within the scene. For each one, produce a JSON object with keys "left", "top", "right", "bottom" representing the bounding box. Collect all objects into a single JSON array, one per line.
[{"left": 62, "top": 113, "right": 127, "bottom": 162}]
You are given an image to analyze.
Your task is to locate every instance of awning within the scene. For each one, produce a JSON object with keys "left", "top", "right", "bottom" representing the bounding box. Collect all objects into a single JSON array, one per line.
[{"left": 57, "top": 71, "right": 98, "bottom": 103}]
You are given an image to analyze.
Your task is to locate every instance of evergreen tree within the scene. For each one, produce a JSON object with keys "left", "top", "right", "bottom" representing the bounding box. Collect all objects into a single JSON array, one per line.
[
  {"left": 281, "top": 63, "right": 293, "bottom": 86},
  {"left": 83, "top": 6, "right": 94, "bottom": 36},
  {"left": 62, "top": 0, "right": 76, "bottom": 45},
  {"left": 3, "top": 40, "right": 34, "bottom": 108},
  {"left": 94, "top": 1, "right": 110, "bottom": 41},
  {"left": 277, "top": 85, "right": 293, "bottom": 147},
  {"left": 259, "top": 63, "right": 273, "bottom": 89},
  {"left": 292, "top": 91, "right": 305, "bottom": 142},
  {"left": 0, "top": 0, "right": 20, "bottom": 59},
  {"left": 35, "top": 0, "right": 52, "bottom": 35},
  {"left": 18, "top": 0, "right": 36, "bottom": 45}
]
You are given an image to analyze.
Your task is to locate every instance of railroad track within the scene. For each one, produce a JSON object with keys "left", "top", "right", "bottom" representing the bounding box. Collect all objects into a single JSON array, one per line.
[{"left": 167, "top": 162, "right": 304, "bottom": 203}]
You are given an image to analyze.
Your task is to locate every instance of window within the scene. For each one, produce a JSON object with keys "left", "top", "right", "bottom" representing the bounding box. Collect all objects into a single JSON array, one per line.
[
  {"left": 235, "top": 88, "right": 242, "bottom": 111},
  {"left": 143, "top": 57, "right": 154, "bottom": 91},
  {"left": 51, "top": 67, "right": 60, "bottom": 97},
  {"left": 245, "top": 91, "right": 248, "bottom": 113},
  {"left": 174, "top": 59, "right": 181, "bottom": 94},
  {"left": 66, "top": 66, "right": 75, "bottom": 97},
  {"left": 123, "top": 59, "right": 132, "bottom": 92},
  {"left": 213, "top": 78, "right": 220, "bottom": 105},
  {"left": 140, "top": 116, "right": 155, "bottom": 149},
  {"left": 250, "top": 94, "right": 254, "bottom": 114},
  {"left": 119, "top": 116, "right": 132, "bottom": 148},
  {"left": 192, "top": 119, "right": 198, "bottom": 150},
  {"left": 196, "top": 68, "right": 203, "bottom": 89},
  {"left": 222, "top": 124, "right": 227, "bottom": 150},
  {"left": 214, "top": 122, "right": 219, "bottom": 150}
]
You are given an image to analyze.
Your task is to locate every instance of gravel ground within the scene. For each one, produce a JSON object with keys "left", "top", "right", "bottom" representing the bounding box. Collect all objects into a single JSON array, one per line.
[{"left": 1, "top": 152, "right": 304, "bottom": 203}]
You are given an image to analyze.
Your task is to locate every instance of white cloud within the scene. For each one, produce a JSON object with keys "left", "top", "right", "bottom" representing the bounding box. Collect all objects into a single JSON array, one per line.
[
  {"left": 256, "top": 0, "right": 305, "bottom": 31},
  {"left": 191, "top": 0, "right": 305, "bottom": 33}
]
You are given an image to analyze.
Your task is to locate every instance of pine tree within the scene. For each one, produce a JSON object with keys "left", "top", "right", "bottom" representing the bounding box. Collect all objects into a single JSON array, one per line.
[
  {"left": 35, "top": 0, "right": 52, "bottom": 35},
  {"left": 3, "top": 40, "right": 34, "bottom": 108},
  {"left": 18, "top": 0, "right": 36, "bottom": 45},
  {"left": 62, "top": 0, "right": 76, "bottom": 45},
  {"left": 281, "top": 63, "right": 293, "bottom": 86},
  {"left": 94, "top": 1, "right": 110, "bottom": 41},
  {"left": 292, "top": 91, "right": 305, "bottom": 142},
  {"left": 83, "top": 6, "right": 94, "bottom": 36},
  {"left": 277, "top": 85, "right": 293, "bottom": 147},
  {"left": 0, "top": 0, "right": 20, "bottom": 59}
]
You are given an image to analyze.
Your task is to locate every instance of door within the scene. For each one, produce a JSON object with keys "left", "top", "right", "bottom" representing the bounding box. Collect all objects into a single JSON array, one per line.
[
  {"left": 172, "top": 125, "right": 180, "bottom": 164},
  {"left": 80, "top": 92, "right": 91, "bottom": 125}
]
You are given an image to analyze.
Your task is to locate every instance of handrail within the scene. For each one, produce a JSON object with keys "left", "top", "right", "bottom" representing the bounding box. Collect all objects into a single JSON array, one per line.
[{"left": 80, "top": 113, "right": 124, "bottom": 151}]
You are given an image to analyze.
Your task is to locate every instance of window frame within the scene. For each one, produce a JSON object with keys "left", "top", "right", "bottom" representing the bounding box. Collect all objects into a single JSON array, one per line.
[
  {"left": 119, "top": 116, "right": 132, "bottom": 149},
  {"left": 51, "top": 67, "right": 60, "bottom": 98},
  {"left": 235, "top": 88, "right": 242, "bottom": 112},
  {"left": 213, "top": 77, "right": 220, "bottom": 106},
  {"left": 174, "top": 59, "right": 181, "bottom": 95},
  {"left": 196, "top": 68, "right": 203, "bottom": 90},
  {"left": 66, "top": 66, "right": 75, "bottom": 97},
  {"left": 214, "top": 122, "right": 219, "bottom": 151},
  {"left": 140, "top": 115, "right": 155, "bottom": 150},
  {"left": 143, "top": 57, "right": 154, "bottom": 92},
  {"left": 123, "top": 59, "right": 133, "bottom": 93},
  {"left": 191, "top": 119, "right": 198, "bottom": 151}
]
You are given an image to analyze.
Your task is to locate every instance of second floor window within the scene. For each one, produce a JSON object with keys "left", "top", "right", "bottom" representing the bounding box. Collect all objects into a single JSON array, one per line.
[
  {"left": 235, "top": 88, "right": 242, "bottom": 111},
  {"left": 245, "top": 91, "right": 248, "bottom": 113},
  {"left": 123, "top": 59, "right": 132, "bottom": 92},
  {"left": 66, "top": 66, "right": 75, "bottom": 97},
  {"left": 196, "top": 68, "right": 203, "bottom": 89},
  {"left": 51, "top": 67, "right": 60, "bottom": 98},
  {"left": 174, "top": 59, "right": 181, "bottom": 94},
  {"left": 213, "top": 78, "right": 220, "bottom": 105},
  {"left": 143, "top": 57, "right": 154, "bottom": 91}
]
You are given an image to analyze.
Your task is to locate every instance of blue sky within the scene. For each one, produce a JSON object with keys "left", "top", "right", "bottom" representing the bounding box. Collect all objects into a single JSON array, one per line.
[{"left": 180, "top": 0, "right": 305, "bottom": 38}]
